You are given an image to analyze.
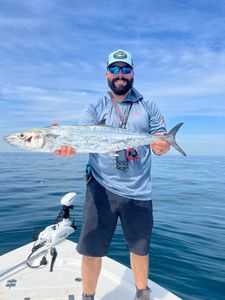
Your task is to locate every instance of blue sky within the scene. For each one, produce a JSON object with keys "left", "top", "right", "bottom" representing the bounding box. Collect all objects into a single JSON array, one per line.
[{"left": 0, "top": 0, "right": 225, "bottom": 155}]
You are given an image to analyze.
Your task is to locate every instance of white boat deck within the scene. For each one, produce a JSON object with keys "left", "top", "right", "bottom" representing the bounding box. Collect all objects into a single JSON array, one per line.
[{"left": 0, "top": 240, "right": 181, "bottom": 300}]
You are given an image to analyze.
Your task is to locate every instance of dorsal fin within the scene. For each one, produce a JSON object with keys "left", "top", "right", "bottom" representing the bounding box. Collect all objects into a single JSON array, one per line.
[{"left": 97, "top": 119, "right": 106, "bottom": 126}]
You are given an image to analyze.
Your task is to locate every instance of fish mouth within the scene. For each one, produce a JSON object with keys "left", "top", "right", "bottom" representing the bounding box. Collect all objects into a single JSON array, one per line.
[
  {"left": 5, "top": 135, "right": 33, "bottom": 143},
  {"left": 4, "top": 135, "right": 11, "bottom": 143},
  {"left": 4, "top": 135, "right": 21, "bottom": 143},
  {"left": 3, "top": 135, "right": 19, "bottom": 147}
]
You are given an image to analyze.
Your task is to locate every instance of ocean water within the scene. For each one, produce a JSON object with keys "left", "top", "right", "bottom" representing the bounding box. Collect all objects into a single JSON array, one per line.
[{"left": 0, "top": 152, "right": 224, "bottom": 300}]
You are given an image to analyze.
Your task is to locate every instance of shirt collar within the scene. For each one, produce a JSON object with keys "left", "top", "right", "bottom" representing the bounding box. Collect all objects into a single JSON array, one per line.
[
  {"left": 123, "top": 87, "right": 143, "bottom": 103},
  {"left": 107, "top": 87, "right": 143, "bottom": 103}
]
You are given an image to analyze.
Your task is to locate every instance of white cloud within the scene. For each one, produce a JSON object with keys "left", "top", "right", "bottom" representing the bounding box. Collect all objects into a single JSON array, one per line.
[{"left": 0, "top": 0, "right": 225, "bottom": 154}]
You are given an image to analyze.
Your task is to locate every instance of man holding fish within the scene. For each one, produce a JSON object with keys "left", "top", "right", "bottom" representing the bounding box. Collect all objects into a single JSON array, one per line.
[
  {"left": 5, "top": 50, "right": 184, "bottom": 300},
  {"left": 55, "top": 50, "right": 170, "bottom": 300}
]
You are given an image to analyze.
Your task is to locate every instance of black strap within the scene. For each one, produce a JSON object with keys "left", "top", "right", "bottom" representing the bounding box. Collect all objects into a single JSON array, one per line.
[{"left": 50, "top": 247, "right": 57, "bottom": 272}]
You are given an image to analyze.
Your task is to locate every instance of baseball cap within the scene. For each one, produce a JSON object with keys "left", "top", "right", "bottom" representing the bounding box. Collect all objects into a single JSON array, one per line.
[{"left": 107, "top": 49, "right": 133, "bottom": 67}]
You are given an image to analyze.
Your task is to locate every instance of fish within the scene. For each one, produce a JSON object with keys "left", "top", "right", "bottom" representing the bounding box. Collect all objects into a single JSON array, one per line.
[{"left": 4, "top": 123, "right": 186, "bottom": 156}]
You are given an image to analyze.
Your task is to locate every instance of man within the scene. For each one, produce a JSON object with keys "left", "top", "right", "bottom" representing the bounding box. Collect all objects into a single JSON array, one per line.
[{"left": 55, "top": 49, "right": 170, "bottom": 300}]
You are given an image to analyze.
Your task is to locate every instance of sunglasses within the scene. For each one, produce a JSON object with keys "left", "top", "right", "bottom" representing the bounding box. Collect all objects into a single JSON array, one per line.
[{"left": 108, "top": 66, "right": 133, "bottom": 74}]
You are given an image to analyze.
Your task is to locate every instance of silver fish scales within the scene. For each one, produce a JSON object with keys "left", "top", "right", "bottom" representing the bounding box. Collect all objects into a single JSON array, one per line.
[{"left": 4, "top": 123, "right": 186, "bottom": 156}]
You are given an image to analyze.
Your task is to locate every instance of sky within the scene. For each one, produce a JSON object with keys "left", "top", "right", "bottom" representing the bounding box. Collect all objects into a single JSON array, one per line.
[{"left": 0, "top": 0, "right": 225, "bottom": 155}]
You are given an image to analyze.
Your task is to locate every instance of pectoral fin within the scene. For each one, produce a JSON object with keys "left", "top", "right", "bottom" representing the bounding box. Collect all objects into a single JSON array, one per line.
[
  {"left": 107, "top": 151, "right": 119, "bottom": 157},
  {"left": 46, "top": 134, "right": 59, "bottom": 139}
]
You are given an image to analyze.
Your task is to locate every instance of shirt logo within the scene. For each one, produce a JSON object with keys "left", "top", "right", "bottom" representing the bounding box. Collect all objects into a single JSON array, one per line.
[{"left": 132, "top": 111, "right": 142, "bottom": 116}]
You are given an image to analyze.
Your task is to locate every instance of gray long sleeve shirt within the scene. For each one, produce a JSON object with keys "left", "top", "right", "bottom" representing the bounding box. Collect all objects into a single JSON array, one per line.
[{"left": 80, "top": 87, "right": 166, "bottom": 201}]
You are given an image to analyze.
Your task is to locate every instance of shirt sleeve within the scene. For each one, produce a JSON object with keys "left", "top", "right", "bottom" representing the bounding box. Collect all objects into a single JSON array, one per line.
[
  {"left": 79, "top": 103, "right": 99, "bottom": 125},
  {"left": 148, "top": 101, "right": 167, "bottom": 134}
]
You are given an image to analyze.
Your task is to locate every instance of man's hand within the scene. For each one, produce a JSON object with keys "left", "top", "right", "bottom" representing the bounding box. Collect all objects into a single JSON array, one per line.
[
  {"left": 50, "top": 122, "right": 76, "bottom": 157},
  {"left": 54, "top": 145, "right": 76, "bottom": 157},
  {"left": 150, "top": 133, "right": 170, "bottom": 155}
]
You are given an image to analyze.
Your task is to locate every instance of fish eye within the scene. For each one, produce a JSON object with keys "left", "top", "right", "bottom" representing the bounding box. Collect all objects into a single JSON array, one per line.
[{"left": 18, "top": 133, "right": 26, "bottom": 140}]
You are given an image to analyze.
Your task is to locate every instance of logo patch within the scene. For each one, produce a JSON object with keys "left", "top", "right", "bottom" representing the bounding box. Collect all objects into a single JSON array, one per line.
[
  {"left": 113, "top": 51, "right": 127, "bottom": 59},
  {"left": 132, "top": 111, "right": 142, "bottom": 116}
]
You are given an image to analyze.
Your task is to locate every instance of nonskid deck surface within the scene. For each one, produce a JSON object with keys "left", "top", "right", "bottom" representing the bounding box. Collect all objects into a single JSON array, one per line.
[{"left": 0, "top": 240, "right": 181, "bottom": 300}]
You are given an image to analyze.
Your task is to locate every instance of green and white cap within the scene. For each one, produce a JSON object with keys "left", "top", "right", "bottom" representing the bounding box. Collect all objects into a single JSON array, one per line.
[{"left": 107, "top": 49, "right": 133, "bottom": 67}]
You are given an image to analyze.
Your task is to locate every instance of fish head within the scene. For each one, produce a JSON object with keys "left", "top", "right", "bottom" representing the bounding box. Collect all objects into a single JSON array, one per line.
[{"left": 4, "top": 131, "right": 45, "bottom": 151}]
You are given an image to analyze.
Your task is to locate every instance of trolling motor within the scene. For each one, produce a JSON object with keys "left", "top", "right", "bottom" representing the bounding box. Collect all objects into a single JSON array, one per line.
[
  {"left": 26, "top": 192, "right": 77, "bottom": 271},
  {"left": 38, "top": 192, "right": 77, "bottom": 245},
  {"left": 0, "top": 193, "right": 77, "bottom": 279}
]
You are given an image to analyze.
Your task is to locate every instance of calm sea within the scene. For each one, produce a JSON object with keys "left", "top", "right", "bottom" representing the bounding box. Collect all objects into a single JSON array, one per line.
[{"left": 0, "top": 153, "right": 224, "bottom": 300}]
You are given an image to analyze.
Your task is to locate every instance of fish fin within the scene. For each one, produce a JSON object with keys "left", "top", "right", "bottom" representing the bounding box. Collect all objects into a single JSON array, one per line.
[
  {"left": 107, "top": 151, "right": 119, "bottom": 157},
  {"left": 97, "top": 119, "right": 106, "bottom": 126},
  {"left": 46, "top": 134, "right": 59, "bottom": 139},
  {"left": 96, "top": 119, "right": 115, "bottom": 128},
  {"left": 167, "top": 123, "right": 187, "bottom": 156}
]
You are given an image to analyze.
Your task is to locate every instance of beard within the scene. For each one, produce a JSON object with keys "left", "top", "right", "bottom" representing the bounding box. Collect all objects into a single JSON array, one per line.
[{"left": 108, "top": 77, "right": 134, "bottom": 95}]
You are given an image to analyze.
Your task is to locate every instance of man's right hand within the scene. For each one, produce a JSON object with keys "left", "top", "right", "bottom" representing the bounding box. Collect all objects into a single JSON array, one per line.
[
  {"left": 54, "top": 145, "right": 76, "bottom": 157},
  {"left": 50, "top": 123, "right": 76, "bottom": 157}
]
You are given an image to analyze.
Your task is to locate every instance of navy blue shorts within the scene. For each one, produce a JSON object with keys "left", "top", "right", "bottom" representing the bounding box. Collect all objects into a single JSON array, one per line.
[{"left": 76, "top": 176, "right": 153, "bottom": 257}]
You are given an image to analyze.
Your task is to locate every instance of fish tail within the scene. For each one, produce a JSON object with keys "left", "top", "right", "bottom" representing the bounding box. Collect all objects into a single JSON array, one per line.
[{"left": 167, "top": 123, "right": 187, "bottom": 156}]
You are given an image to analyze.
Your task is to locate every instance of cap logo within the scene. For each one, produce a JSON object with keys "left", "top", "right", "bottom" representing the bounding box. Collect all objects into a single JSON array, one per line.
[{"left": 113, "top": 50, "right": 127, "bottom": 59}]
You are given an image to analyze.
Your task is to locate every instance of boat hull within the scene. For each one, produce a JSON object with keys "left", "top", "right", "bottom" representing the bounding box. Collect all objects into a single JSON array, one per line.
[{"left": 0, "top": 240, "right": 181, "bottom": 300}]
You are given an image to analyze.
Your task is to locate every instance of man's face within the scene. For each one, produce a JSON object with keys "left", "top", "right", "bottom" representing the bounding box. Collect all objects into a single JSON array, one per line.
[{"left": 106, "top": 62, "right": 134, "bottom": 95}]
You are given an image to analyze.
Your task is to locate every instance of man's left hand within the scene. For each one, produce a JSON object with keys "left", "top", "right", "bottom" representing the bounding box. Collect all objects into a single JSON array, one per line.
[{"left": 150, "top": 133, "right": 170, "bottom": 155}]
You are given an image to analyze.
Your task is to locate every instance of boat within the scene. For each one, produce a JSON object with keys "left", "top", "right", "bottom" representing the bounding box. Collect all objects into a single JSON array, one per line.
[{"left": 0, "top": 193, "right": 182, "bottom": 300}]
